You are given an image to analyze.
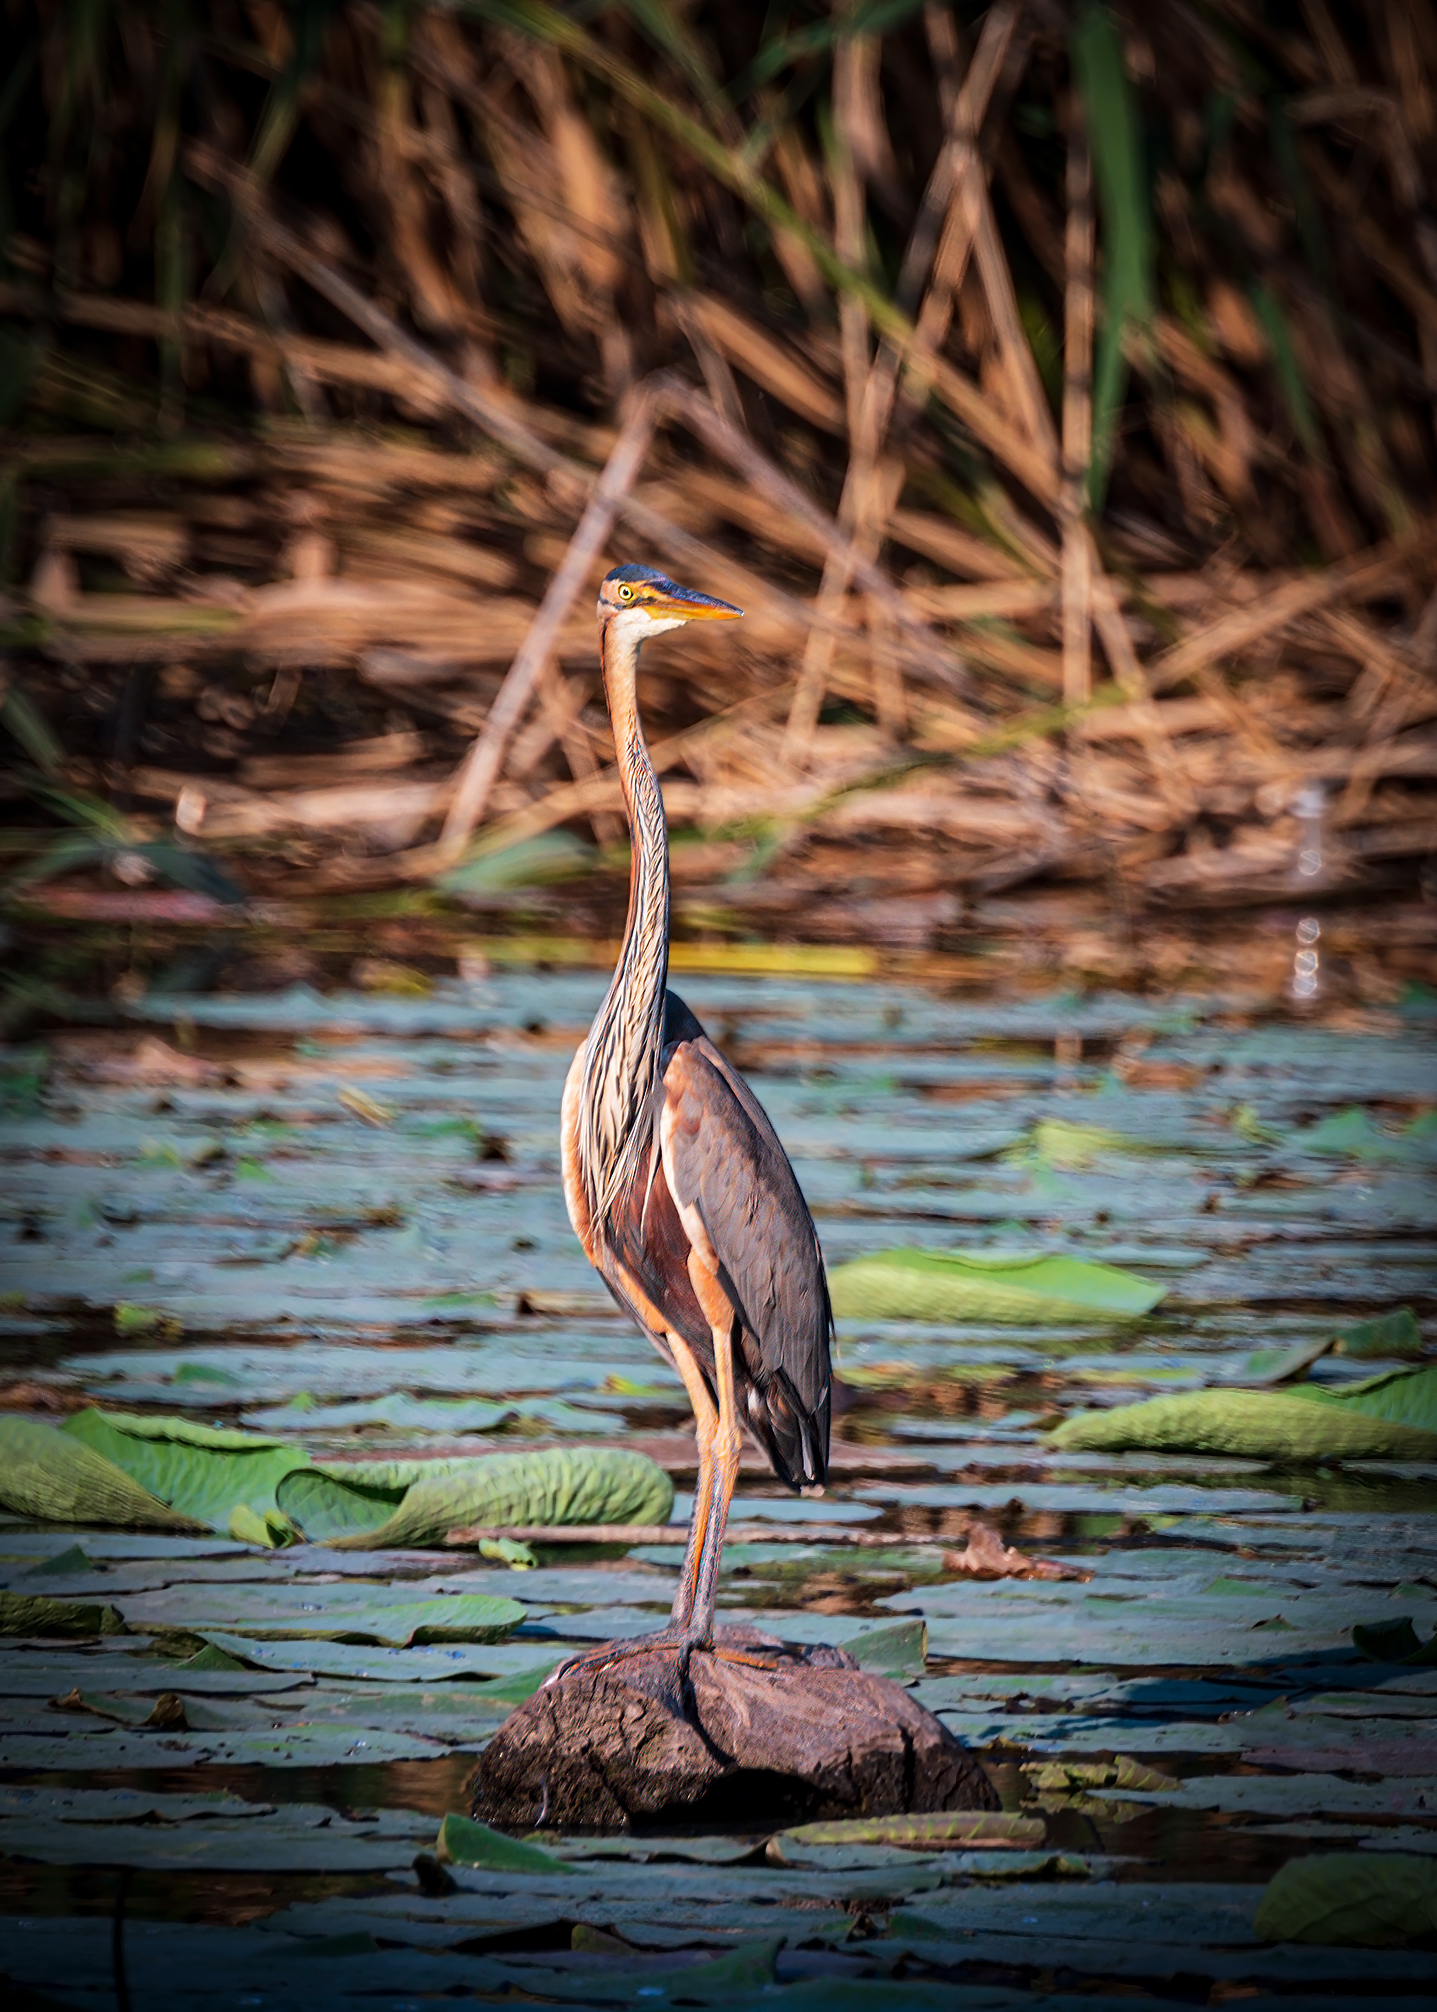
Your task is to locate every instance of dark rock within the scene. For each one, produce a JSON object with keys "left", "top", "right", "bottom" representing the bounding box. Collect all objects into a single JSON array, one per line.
[{"left": 468, "top": 1625, "right": 997, "bottom": 1833}]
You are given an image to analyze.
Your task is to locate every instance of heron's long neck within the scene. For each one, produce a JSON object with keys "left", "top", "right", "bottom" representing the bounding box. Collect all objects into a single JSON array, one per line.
[{"left": 580, "top": 621, "right": 670, "bottom": 1225}]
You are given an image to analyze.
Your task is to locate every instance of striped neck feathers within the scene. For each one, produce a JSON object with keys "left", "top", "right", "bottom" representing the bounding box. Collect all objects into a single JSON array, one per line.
[{"left": 579, "top": 620, "right": 670, "bottom": 1230}]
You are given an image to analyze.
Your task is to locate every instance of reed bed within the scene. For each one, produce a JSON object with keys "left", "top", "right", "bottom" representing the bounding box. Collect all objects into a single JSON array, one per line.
[{"left": 1, "top": 0, "right": 1434, "bottom": 961}]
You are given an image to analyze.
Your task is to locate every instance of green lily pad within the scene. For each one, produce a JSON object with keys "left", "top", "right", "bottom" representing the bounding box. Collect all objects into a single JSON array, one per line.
[
  {"left": 1335, "top": 1307, "right": 1425, "bottom": 1360},
  {"left": 1301, "top": 1363, "right": 1437, "bottom": 1434},
  {"left": 1025, "top": 1119, "right": 1152, "bottom": 1169},
  {"left": 827, "top": 1249, "right": 1166, "bottom": 1324},
  {"left": 1291, "top": 1108, "right": 1437, "bottom": 1163},
  {"left": 23, "top": 1544, "right": 99, "bottom": 1577},
  {"left": 771, "top": 1812, "right": 1044, "bottom": 1857},
  {"left": 195, "top": 1632, "right": 557, "bottom": 1684},
  {"left": 0, "top": 1591, "right": 127, "bottom": 1637},
  {"left": 62, "top": 1410, "right": 310, "bottom": 1534},
  {"left": 0, "top": 1416, "right": 200, "bottom": 1532},
  {"left": 435, "top": 1811, "right": 572, "bottom": 1873},
  {"left": 275, "top": 1447, "right": 673, "bottom": 1548},
  {"left": 1352, "top": 1618, "right": 1437, "bottom": 1666},
  {"left": 1253, "top": 1851, "right": 1437, "bottom": 1946},
  {"left": 1051, "top": 1364, "right": 1437, "bottom": 1461},
  {"left": 242, "top": 1393, "right": 520, "bottom": 1435},
  {"left": 214, "top": 1593, "right": 524, "bottom": 1647}
]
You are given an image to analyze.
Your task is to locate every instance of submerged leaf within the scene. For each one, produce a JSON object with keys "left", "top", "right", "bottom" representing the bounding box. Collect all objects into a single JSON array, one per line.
[
  {"left": 479, "top": 1537, "right": 537, "bottom": 1568},
  {"left": 828, "top": 1248, "right": 1165, "bottom": 1323},
  {"left": 1253, "top": 1852, "right": 1437, "bottom": 1946}
]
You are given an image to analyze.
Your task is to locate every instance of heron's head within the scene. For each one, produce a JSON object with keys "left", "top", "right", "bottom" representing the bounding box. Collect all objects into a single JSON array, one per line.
[{"left": 597, "top": 564, "right": 743, "bottom": 641}]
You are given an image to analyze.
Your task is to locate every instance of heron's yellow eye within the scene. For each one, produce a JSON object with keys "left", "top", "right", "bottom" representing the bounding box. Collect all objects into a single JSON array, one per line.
[{"left": 618, "top": 584, "right": 634, "bottom": 601}]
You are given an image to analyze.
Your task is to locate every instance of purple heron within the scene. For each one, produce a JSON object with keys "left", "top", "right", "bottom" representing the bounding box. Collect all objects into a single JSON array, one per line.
[{"left": 558, "top": 564, "right": 832, "bottom": 1672}]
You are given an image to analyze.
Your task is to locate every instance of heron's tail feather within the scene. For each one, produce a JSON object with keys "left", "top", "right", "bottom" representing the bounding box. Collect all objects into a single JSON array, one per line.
[{"left": 746, "top": 1370, "right": 830, "bottom": 1492}]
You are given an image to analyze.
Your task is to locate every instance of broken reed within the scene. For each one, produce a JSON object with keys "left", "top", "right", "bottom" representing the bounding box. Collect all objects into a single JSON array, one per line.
[{"left": 0, "top": 0, "right": 1435, "bottom": 924}]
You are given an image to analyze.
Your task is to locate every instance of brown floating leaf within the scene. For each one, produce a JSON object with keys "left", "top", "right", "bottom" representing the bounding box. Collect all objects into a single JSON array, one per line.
[{"left": 943, "top": 1522, "right": 1091, "bottom": 1582}]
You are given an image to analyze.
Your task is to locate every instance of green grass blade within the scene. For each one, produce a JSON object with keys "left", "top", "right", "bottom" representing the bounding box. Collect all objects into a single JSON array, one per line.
[
  {"left": 1248, "top": 282, "right": 1321, "bottom": 456},
  {"left": 1071, "top": 1, "right": 1154, "bottom": 507}
]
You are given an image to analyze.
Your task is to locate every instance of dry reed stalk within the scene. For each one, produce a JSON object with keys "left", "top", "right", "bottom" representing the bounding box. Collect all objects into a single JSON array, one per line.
[
  {"left": 1060, "top": 115, "right": 1094, "bottom": 708},
  {"left": 782, "top": 22, "right": 881, "bottom": 762},
  {"left": 783, "top": 3, "right": 1019, "bottom": 757},
  {"left": 435, "top": 378, "right": 663, "bottom": 863},
  {"left": 191, "top": 147, "right": 964, "bottom": 699},
  {"left": 1154, "top": 529, "right": 1435, "bottom": 690}
]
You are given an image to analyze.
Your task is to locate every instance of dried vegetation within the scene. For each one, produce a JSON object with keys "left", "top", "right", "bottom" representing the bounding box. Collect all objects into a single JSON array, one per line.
[{"left": 1, "top": 0, "right": 1435, "bottom": 978}]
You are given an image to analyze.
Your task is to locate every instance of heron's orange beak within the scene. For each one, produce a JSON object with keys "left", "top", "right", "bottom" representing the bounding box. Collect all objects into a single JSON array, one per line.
[{"left": 646, "top": 584, "right": 743, "bottom": 622}]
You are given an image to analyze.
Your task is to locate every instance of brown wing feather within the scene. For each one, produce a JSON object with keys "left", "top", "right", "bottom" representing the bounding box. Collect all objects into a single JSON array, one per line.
[
  {"left": 659, "top": 1008, "right": 831, "bottom": 1489},
  {"left": 597, "top": 990, "right": 830, "bottom": 1489}
]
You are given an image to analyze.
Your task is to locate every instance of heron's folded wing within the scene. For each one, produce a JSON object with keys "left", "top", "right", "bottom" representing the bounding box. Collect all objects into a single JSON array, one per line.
[{"left": 660, "top": 1036, "right": 832, "bottom": 1422}]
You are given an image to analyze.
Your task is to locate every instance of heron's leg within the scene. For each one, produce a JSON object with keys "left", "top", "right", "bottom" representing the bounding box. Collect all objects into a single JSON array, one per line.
[
  {"left": 684, "top": 1252, "right": 744, "bottom": 1648},
  {"left": 662, "top": 1329, "right": 718, "bottom": 1632},
  {"left": 545, "top": 1330, "right": 718, "bottom": 1685}
]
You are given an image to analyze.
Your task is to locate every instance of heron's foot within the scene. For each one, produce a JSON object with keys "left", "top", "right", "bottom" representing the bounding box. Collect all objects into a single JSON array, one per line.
[
  {"left": 710, "top": 1646, "right": 785, "bottom": 1672},
  {"left": 545, "top": 1625, "right": 703, "bottom": 1686},
  {"left": 545, "top": 1626, "right": 790, "bottom": 1688}
]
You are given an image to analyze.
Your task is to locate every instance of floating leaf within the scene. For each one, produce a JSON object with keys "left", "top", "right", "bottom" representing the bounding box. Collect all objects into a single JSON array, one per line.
[
  {"left": 22, "top": 1544, "right": 98, "bottom": 1577},
  {"left": 1290, "top": 1109, "right": 1437, "bottom": 1163},
  {"left": 174, "top": 1361, "right": 244, "bottom": 1388},
  {"left": 842, "top": 1617, "right": 927, "bottom": 1677},
  {"left": 1316, "top": 1363, "right": 1437, "bottom": 1432},
  {"left": 187, "top": 1593, "right": 526, "bottom": 1646},
  {"left": 479, "top": 1537, "right": 537, "bottom": 1569},
  {"left": 194, "top": 1632, "right": 545, "bottom": 1684},
  {"left": 1336, "top": 1308, "right": 1425, "bottom": 1361},
  {"left": 114, "top": 1303, "right": 165, "bottom": 1335},
  {"left": 276, "top": 1447, "right": 673, "bottom": 1549},
  {"left": 242, "top": 1393, "right": 519, "bottom": 1435},
  {"left": 1352, "top": 1618, "right": 1437, "bottom": 1667},
  {"left": 0, "top": 1416, "right": 199, "bottom": 1532},
  {"left": 1253, "top": 1852, "right": 1437, "bottom": 1946},
  {"left": 1024, "top": 1120, "right": 1151, "bottom": 1170},
  {"left": 1052, "top": 1365, "right": 1437, "bottom": 1460},
  {"left": 1239, "top": 1335, "right": 1335, "bottom": 1387},
  {"left": 62, "top": 1410, "right": 311, "bottom": 1534},
  {"left": 0, "top": 1591, "right": 126, "bottom": 1637},
  {"left": 620, "top": 1937, "right": 783, "bottom": 2000},
  {"left": 771, "top": 1812, "right": 1043, "bottom": 1858},
  {"left": 435, "top": 1811, "right": 572, "bottom": 1874},
  {"left": 828, "top": 1249, "right": 1165, "bottom": 1324},
  {"left": 1023, "top": 1756, "right": 1176, "bottom": 1793},
  {"left": 227, "top": 1504, "right": 298, "bottom": 1549}
]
